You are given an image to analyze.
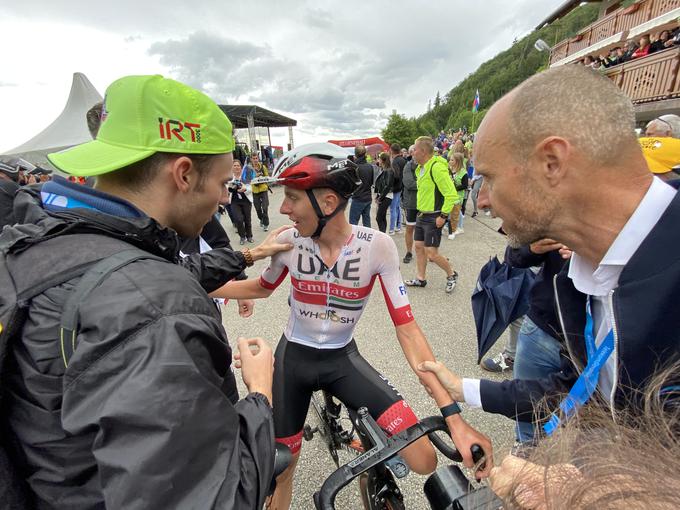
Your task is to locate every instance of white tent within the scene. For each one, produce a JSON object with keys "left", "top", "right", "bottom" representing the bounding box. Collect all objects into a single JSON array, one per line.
[{"left": 5, "top": 72, "right": 102, "bottom": 168}]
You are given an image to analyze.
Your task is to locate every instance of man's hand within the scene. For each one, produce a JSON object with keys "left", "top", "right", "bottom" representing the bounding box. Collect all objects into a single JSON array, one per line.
[
  {"left": 559, "top": 246, "right": 573, "bottom": 260},
  {"left": 529, "top": 238, "right": 563, "bottom": 254},
  {"left": 447, "top": 415, "right": 493, "bottom": 478},
  {"left": 233, "top": 337, "right": 274, "bottom": 403},
  {"left": 236, "top": 299, "right": 254, "bottom": 318},
  {"left": 418, "top": 360, "right": 464, "bottom": 401},
  {"left": 435, "top": 216, "right": 446, "bottom": 229},
  {"left": 250, "top": 225, "right": 293, "bottom": 261}
]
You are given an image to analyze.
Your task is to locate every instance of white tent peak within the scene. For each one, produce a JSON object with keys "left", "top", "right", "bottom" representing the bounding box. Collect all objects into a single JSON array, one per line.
[{"left": 6, "top": 72, "right": 103, "bottom": 160}]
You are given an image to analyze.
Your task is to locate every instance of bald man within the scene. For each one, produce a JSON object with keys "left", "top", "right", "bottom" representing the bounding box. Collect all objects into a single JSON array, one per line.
[{"left": 419, "top": 65, "right": 680, "bottom": 433}]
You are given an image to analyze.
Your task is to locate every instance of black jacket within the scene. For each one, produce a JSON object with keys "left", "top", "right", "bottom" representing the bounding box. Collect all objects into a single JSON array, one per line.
[
  {"left": 480, "top": 184, "right": 680, "bottom": 421},
  {"left": 0, "top": 179, "right": 20, "bottom": 229},
  {"left": 391, "top": 155, "right": 406, "bottom": 193},
  {"left": 353, "top": 156, "right": 374, "bottom": 202},
  {"left": 374, "top": 168, "right": 395, "bottom": 201},
  {"left": 2, "top": 188, "right": 275, "bottom": 509}
]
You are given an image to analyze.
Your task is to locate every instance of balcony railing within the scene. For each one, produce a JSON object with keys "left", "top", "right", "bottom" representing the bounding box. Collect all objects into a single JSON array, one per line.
[
  {"left": 604, "top": 46, "right": 680, "bottom": 102},
  {"left": 549, "top": 0, "right": 680, "bottom": 65}
]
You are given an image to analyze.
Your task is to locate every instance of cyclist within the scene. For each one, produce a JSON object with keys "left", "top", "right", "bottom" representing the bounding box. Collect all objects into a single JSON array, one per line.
[{"left": 212, "top": 143, "right": 493, "bottom": 508}]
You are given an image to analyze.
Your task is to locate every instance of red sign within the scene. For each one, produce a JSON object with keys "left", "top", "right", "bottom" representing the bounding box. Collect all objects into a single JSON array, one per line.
[{"left": 327, "top": 137, "right": 389, "bottom": 150}]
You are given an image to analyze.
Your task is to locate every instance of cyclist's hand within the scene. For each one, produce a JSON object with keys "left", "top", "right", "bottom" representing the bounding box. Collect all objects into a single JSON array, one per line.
[
  {"left": 237, "top": 299, "right": 254, "bottom": 318},
  {"left": 418, "top": 360, "right": 464, "bottom": 401},
  {"left": 446, "top": 415, "right": 493, "bottom": 478},
  {"left": 234, "top": 337, "right": 274, "bottom": 403},
  {"left": 251, "top": 225, "right": 294, "bottom": 260}
]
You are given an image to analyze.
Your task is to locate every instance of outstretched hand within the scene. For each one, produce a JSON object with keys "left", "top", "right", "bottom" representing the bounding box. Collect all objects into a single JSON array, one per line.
[{"left": 251, "top": 225, "right": 294, "bottom": 261}]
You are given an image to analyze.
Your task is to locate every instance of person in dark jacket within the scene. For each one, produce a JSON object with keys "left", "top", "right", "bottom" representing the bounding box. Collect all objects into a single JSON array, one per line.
[
  {"left": 374, "top": 152, "right": 395, "bottom": 232},
  {"left": 1, "top": 75, "right": 293, "bottom": 509},
  {"left": 419, "top": 65, "right": 680, "bottom": 437},
  {"left": 401, "top": 145, "right": 418, "bottom": 263},
  {"left": 389, "top": 143, "right": 406, "bottom": 234},
  {"left": 0, "top": 160, "right": 20, "bottom": 229},
  {"left": 348, "top": 144, "right": 374, "bottom": 227}
]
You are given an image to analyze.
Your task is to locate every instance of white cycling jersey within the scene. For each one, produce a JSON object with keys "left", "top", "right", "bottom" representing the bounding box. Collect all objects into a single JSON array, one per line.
[{"left": 259, "top": 226, "right": 414, "bottom": 348}]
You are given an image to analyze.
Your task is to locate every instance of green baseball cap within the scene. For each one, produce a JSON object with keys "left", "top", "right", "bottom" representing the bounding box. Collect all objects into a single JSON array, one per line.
[{"left": 48, "top": 75, "right": 234, "bottom": 177}]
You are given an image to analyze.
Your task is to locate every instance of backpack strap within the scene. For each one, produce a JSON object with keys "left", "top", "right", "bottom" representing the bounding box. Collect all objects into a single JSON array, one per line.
[{"left": 59, "top": 249, "right": 165, "bottom": 367}]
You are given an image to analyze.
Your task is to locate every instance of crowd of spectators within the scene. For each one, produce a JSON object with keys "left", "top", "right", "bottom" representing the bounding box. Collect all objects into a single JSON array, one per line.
[{"left": 580, "top": 26, "right": 680, "bottom": 71}]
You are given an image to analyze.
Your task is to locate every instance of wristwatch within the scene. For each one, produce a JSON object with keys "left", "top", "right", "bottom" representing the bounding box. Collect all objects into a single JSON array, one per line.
[{"left": 440, "top": 402, "right": 462, "bottom": 418}]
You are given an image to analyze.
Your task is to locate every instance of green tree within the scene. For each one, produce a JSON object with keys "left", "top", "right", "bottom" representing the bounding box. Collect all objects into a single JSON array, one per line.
[{"left": 382, "top": 112, "right": 416, "bottom": 148}]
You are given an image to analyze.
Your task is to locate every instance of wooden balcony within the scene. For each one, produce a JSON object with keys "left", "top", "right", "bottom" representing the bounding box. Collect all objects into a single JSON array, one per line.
[
  {"left": 604, "top": 46, "right": 680, "bottom": 102},
  {"left": 550, "top": 0, "right": 680, "bottom": 65}
]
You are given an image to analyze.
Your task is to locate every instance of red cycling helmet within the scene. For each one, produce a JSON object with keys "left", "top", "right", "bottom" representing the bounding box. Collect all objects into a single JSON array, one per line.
[
  {"left": 274, "top": 143, "right": 360, "bottom": 199},
  {"left": 273, "top": 143, "right": 361, "bottom": 237}
]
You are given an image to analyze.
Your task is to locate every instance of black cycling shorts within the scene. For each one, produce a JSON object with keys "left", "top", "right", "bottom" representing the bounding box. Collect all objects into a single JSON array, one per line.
[
  {"left": 414, "top": 213, "right": 443, "bottom": 248},
  {"left": 404, "top": 208, "right": 418, "bottom": 226},
  {"left": 273, "top": 336, "right": 418, "bottom": 454}
]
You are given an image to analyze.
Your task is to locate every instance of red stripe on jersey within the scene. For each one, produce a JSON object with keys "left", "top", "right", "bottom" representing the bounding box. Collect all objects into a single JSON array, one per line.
[
  {"left": 378, "top": 275, "right": 415, "bottom": 326},
  {"left": 290, "top": 276, "right": 374, "bottom": 300},
  {"left": 276, "top": 430, "right": 304, "bottom": 455},
  {"left": 376, "top": 400, "right": 419, "bottom": 436},
  {"left": 259, "top": 267, "right": 289, "bottom": 290},
  {"left": 292, "top": 287, "right": 327, "bottom": 305}
]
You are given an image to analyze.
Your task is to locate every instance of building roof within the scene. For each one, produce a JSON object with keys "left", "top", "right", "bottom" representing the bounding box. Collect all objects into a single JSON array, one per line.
[
  {"left": 535, "top": 0, "right": 600, "bottom": 29},
  {"left": 218, "top": 105, "right": 297, "bottom": 129}
]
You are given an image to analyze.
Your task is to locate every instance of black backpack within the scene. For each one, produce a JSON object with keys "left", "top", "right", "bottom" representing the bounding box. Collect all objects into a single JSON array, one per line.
[{"left": 0, "top": 234, "right": 164, "bottom": 508}]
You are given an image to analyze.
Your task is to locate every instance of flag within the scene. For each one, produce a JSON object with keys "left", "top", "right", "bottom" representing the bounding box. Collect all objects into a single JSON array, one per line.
[{"left": 472, "top": 89, "right": 480, "bottom": 113}]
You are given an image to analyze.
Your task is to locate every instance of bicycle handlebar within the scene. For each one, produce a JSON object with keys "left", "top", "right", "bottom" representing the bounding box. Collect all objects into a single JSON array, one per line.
[{"left": 313, "top": 409, "right": 484, "bottom": 510}]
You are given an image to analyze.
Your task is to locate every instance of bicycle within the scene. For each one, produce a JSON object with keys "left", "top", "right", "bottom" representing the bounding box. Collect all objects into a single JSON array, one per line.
[{"left": 304, "top": 391, "right": 498, "bottom": 510}]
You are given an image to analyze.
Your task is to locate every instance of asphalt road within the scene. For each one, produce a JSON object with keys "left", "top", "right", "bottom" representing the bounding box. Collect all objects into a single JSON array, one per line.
[{"left": 221, "top": 190, "right": 516, "bottom": 509}]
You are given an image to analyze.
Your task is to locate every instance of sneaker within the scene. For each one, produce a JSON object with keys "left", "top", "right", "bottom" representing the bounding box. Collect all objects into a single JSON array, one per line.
[
  {"left": 445, "top": 271, "right": 459, "bottom": 293},
  {"left": 239, "top": 238, "right": 246, "bottom": 245},
  {"left": 389, "top": 230, "right": 395, "bottom": 236},
  {"left": 247, "top": 237, "right": 254, "bottom": 243},
  {"left": 456, "top": 228, "right": 464, "bottom": 235},
  {"left": 405, "top": 278, "right": 427, "bottom": 287},
  {"left": 481, "top": 352, "right": 514, "bottom": 373},
  {"left": 471, "top": 212, "right": 478, "bottom": 218},
  {"left": 395, "top": 228, "right": 402, "bottom": 233},
  {"left": 485, "top": 210, "right": 491, "bottom": 217},
  {"left": 263, "top": 225, "right": 269, "bottom": 232},
  {"left": 447, "top": 233, "right": 456, "bottom": 240},
  {"left": 403, "top": 252, "right": 413, "bottom": 264}
]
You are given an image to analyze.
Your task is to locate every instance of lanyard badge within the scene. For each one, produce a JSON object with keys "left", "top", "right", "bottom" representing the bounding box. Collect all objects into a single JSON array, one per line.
[{"left": 543, "top": 297, "right": 615, "bottom": 436}]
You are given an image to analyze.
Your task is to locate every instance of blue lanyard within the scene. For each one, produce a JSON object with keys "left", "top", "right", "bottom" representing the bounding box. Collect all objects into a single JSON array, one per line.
[{"left": 543, "top": 297, "right": 615, "bottom": 436}]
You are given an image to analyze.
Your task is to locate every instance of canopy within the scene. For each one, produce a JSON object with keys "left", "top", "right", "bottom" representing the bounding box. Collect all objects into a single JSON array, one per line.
[{"left": 4, "top": 72, "right": 103, "bottom": 168}]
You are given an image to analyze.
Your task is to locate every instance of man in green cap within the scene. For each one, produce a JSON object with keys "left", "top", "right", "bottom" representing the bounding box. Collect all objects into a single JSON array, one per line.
[{"left": 0, "top": 75, "right": 292, "bottom": 509}]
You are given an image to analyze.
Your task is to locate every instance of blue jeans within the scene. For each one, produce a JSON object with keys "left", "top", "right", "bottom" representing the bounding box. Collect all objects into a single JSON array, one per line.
[
  {"left": 513, "top": 316, "right": 562, "bottom": 443},
  {"left": 389, "top": 191, "right": 402, "bottom": 231},
  {"left": 349, "top": 199, "right": 371, "bottom": 227}
]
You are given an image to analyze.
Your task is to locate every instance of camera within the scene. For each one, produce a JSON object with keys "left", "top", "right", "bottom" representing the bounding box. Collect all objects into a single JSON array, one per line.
[
  {"left": 424, "top": 466, "right": 502, "bottom": 510},
  {"left": 228, "top": 179, "right": 242, "bottom": 191}
]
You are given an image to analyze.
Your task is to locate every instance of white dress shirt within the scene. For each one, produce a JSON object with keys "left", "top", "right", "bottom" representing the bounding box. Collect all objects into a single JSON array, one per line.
[{"left": 462, "top": 177, "right": 676, "bottom": 409}]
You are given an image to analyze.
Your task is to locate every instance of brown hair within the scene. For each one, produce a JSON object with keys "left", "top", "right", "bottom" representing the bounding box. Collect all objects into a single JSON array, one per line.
[{"left": 501, "top": 363, "right": 680, "bottom": 509}]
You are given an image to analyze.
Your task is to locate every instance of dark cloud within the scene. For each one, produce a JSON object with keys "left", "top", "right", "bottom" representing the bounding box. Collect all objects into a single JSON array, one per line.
[{"left": 2, "top": 0, "right": 566, "bottom": 140}]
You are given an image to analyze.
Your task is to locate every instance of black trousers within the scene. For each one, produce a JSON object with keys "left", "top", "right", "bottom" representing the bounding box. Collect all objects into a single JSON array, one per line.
[
  {"left": 231, "top": 200, "right": 252, "bottom": 239},
  {"left": 252, "top": 191, "right": 270, "bottom": 227},
  {"left": 376, "top": 197, "right": 392, "bottom": 232}
]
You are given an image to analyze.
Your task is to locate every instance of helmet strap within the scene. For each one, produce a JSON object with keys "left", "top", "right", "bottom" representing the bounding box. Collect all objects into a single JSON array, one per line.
[{"left": 305, "top": 189, "right": 345, "bottom": 238}]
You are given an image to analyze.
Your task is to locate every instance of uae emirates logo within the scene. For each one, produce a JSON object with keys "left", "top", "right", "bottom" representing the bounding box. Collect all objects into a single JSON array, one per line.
[{"left": 158, "top": 118, "right": 202, "bottom": 143}]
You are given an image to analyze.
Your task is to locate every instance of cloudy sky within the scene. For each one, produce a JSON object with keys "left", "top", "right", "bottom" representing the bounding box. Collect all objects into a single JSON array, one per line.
[{"left": 0, "top": 0, "right": 562, "bottom": 152}]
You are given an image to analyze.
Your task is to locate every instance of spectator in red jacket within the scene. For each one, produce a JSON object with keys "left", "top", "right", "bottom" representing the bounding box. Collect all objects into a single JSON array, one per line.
[{"left": 631, "top": 35, "right": 652, "bottom": 59}]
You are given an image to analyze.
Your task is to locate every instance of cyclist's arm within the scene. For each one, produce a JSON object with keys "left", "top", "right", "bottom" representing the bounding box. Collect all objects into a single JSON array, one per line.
[
  {"left": 209, "top": 229, "right": 292, "bottom": 300},
  {"left": 210, "top": 278, "right": 273, "bottom": 299}
]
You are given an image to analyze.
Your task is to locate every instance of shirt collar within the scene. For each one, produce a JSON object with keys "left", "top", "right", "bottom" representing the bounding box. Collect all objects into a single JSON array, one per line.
[{"left": 569, "top": 177, "right": 676, "bottom": 296}]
